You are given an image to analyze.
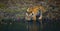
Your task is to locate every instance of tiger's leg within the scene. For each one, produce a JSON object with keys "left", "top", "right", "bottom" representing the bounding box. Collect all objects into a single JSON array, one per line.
[
  {"left": 39, "top": 16, "right": 43, "bottom": 31},
  {"left": 39, "top": 15, "right": 42, "bottom": 26}
]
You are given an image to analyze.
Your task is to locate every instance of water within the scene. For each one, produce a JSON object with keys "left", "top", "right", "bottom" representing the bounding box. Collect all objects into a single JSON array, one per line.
[{"left": 0, "top": 20, "right": 60, "bottom": 31}]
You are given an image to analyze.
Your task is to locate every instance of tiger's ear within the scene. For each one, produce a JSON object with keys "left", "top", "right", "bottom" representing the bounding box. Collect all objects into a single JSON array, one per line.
[{"left": 27, "top": 8, "right": 29, "bottom": 12}]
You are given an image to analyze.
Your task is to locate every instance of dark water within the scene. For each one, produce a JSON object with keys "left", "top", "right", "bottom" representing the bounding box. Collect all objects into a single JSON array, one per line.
[{"left": 0, "top": 20, "right": 60, "bottom": 31}]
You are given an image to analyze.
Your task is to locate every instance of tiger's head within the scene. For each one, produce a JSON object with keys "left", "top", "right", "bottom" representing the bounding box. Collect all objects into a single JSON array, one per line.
[{"left": 25, "top": 7, "right": 33, "bottom": 20}]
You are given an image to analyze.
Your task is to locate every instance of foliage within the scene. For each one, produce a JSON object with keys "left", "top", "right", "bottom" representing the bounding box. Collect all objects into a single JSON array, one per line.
[{"left": 0, "top": 3, "right": 6, "bottom": 8}]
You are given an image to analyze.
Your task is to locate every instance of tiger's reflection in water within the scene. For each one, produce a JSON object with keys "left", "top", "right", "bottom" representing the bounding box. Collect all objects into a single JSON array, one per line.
[{"left": 26, "top": 20, "right": 40, "bottom": 31}]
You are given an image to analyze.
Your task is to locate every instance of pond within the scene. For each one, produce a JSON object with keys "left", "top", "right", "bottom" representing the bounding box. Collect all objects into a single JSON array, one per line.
[{"left": 0, "top": 20, "right": 60, "bottom": 31}]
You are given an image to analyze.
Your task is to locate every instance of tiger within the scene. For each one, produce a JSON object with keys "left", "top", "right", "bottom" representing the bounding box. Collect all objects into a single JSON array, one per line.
[
  {"left": 25, "top": 5, "right": 47, "bottom": 31},
  {"left": 25, "top": 5, "right": 46, "bottom": 22}
]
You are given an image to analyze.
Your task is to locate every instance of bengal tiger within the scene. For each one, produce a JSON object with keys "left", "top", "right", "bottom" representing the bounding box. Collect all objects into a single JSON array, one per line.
[
  {"left": 25, "top": 5, "right": 47, "bottom": 31},
  {"left": 25, "top": 5, "right": 46, "bottom": 22}
]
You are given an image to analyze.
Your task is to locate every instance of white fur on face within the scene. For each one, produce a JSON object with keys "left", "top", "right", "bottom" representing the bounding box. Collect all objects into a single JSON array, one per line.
[
  {"left": 26, "top": 13, "right": 32, "bottom": 16},
  {"left": 26, "top": 13, "right": 28, "bottom": 16},
  {"left": 29, "top": 13, "right": 32, "bottom": 16},
  {"left": 25, "top": 13, "right": 32, "bottom": 20}
]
